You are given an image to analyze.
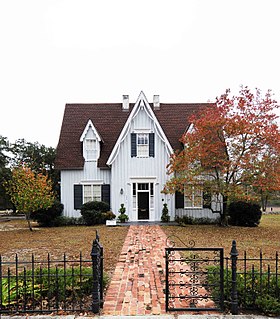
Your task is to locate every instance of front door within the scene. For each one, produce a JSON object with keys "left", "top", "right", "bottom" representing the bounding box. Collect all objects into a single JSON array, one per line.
[{"left": 138, "top": 192, "right": 149, "bottom": 220}]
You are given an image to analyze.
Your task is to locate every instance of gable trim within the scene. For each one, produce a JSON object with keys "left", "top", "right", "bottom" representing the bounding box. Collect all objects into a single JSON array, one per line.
[
  {"left": 106, "top": 91, "right": 173, "bottom": 165},
  {"left": 80, "top": 119, "right": 103, "bottom": 142}
]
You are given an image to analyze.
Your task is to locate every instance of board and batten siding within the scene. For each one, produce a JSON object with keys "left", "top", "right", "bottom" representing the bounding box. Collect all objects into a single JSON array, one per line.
[
  {"left": 61, "top": 164, "right": 111, "bottom": 217},
  {"left": 110, "top": 107, "right": 174, "bottom": 221}
]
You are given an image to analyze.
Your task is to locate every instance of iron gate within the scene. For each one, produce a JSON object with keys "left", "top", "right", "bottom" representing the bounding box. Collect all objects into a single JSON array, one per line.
[{"left": 165, "top": 237, "right": 224, "bottom": 312}]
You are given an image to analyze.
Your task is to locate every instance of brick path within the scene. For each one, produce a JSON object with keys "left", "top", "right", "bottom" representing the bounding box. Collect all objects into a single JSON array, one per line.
[{"left": 103, "top": 225, "right": 216, "bottom": 316}]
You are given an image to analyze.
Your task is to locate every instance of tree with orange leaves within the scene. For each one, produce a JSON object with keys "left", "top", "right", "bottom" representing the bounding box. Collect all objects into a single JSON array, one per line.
[
  {"left": 5, "top": 166, "right": 55, "bottom": 230},
  {"left": 164, "top": 86, "right": 280, "bottom": 226}
]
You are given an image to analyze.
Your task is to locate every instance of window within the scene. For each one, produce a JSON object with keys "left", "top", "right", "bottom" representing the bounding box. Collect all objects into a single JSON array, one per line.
[
  {"left": 184, "top": 187, "right": 203, "bottom": 208},
  {"left": 85, "top": 139, "right": 97, "bottom": 160},
  {"left": 131, "top": 133, "right": 155, "bottom": 158},
  {"left": 137, "top": 134, "right": 149, "bottom": 157},
  {"left": 83, "top": 185, "right": 101, "bottom": 203}
]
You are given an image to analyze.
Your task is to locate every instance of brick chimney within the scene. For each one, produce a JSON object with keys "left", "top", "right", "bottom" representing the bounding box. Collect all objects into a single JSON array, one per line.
[
  {"left": 122, "top": 95, "right": 129, "bottom": 111},
  {"left": 153, "top": 95, "right": 160, "bottom": 110}
]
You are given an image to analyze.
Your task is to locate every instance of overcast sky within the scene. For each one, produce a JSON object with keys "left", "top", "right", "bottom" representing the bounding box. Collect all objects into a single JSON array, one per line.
[{"left": 1, "top": 0, "right": 279, "bottom": 147}]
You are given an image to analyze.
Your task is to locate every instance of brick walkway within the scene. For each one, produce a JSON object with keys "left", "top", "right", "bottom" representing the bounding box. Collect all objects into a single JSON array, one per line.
[
  {"left": 103, "top": 225, "right": 216, "bottom": 316},
  {"left": 103, "top": 225, "right": 167, "bottom": 315}
]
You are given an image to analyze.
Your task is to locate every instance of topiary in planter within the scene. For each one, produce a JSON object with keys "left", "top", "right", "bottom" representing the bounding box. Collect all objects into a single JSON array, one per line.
[
  {"left": 228, "top": 201, "right": 262, "bottom": 227},
  {"left": 161, "top": 203, "right": 170, "bottom": 222}
]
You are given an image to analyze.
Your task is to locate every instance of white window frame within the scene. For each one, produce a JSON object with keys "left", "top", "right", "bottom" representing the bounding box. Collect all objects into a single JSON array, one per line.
[
  {"left": 137, "top": 133, "right": 149, "bottom": 158},
  {"left": 184, "top": 187, "right": 203, "bottom": 208},
  {"left": 83, "top": 184, "right": 101, "bottom": 203},
  {"left": 85, "top": 138, "right": 97, "bottom": 161}
]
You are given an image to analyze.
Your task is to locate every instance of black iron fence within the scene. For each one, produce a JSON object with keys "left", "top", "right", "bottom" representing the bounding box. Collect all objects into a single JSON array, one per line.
[
  {"left": 165, "top": 237, "right": 280, "bottom": 315},
  {"left": 0, "top": 231, "right": 103, "bottom": 315}
]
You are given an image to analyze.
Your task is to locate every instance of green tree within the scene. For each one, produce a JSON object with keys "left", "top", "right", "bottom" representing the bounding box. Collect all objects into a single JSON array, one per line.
[
  {"left": 5, "top": 166, "right": 55, "bottom": 230},
  {"left": 164, "top": 87, "right": 280, "bottom": 226},
  {"left": 0, "top": 136, "right": 12, "bottom": 210},
  {"left": 10, "top": 139, "right": 59, "bottom": 194}
]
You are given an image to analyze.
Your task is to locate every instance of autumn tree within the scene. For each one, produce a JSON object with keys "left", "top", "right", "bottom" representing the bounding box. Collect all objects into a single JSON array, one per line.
[
  {"left": 5, "top": 166, "right": 55, "bottom": 230},
  {"left": 9, "top": 139, "right": 59, "bottom": 193},
  {"left": 164, "top": 86, "right": 280, "bottom": 226}
]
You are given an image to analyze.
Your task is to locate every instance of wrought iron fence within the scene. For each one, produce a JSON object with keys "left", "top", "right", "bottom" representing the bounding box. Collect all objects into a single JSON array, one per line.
[
  {"left": 165, "top": 237, "right": 280, "bottom": 315},
  {"left": 0, "top": 231, "right": 103, "bottom": 315},
  {"left": 224, "top": 248, "right": 279, "bottom": 314},
  {"left": 165, "top": 236, "right": 224, "bottom": 312}
]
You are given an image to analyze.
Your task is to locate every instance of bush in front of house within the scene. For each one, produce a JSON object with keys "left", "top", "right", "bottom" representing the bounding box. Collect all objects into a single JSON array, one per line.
[
  {"left": 175, "top": 215, "right": 218, "bottom": 225},
  {"left": 31, "top": 200, "right": 64, "bottom": 227},
  {"left": 228, "top": 201, "right": 262, "bottom": 227},
  {"left": 80, "top": 201, "right": 115, "bottom": 225}
]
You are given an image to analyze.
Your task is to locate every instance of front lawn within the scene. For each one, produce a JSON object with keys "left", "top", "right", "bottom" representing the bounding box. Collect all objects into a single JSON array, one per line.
[
  {"left": 162, "top": 214, "right": 280, "bottom": 258},
  {"left": 0, "top": 219, "right": 128, "bottom": 275}
]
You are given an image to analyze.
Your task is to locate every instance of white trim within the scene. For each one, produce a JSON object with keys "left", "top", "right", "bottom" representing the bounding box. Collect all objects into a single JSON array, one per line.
[
  {"left": 80, "top": 180, "right": 104, "bottom": 185},
  {"left": 80, "top": 119, "right": 102, "bottom": 142},
  {"left": 106, "top": 91, "right": 173, "bottom": 165}
]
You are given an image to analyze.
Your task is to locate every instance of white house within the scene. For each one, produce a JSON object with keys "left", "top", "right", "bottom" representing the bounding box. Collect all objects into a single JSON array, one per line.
[{"left": 55, "top": 91, "right": 221, "bottom": 221}]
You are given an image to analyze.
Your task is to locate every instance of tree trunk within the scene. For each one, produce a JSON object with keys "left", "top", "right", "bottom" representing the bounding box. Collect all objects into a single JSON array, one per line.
[
  {"left": 220, "top": 196, "right": 229, "bottom": 226},
  {"left": 260, "top": 190, "right": 268, "bottom": 212},
  {"left": 26, "top": 212, "right": 33, "bottom": 231}
]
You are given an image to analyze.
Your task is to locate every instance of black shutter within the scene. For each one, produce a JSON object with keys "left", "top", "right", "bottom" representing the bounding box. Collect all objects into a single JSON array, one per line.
[
  {"left": 101, "top": 184, "right": 110, "bottom": 207},
  {"left": 149, "top": 133, "right": 155, "bottom": 157},
  {"left": 74, "top": 185, "right": 83, "bottom": 210},
  {"left": 203, "top": 191, "right": 212, "bottom": 209},
  {"left": 131, "top": 133, "right": 137, "bottom": 157},
  {"left": 175, "top": 191, "right": 184, "bottom": 209}
]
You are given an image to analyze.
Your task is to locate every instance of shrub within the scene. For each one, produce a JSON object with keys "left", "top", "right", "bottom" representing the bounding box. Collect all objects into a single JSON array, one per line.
[
  {"left": 50, "top": 216, "right": 85, "bottom": 227},
  {"left": 1, "top": 266, "right": 109, "bottom": 307},
  {"left": 228, "top": 201, "right": 262, "bottom": 227},
  {"left": 161, "top": 203, "right": 170, "bottom": 222},
  {"left": 80, "top": 201, "right": 112, "bottom": 225},
  {"left": 207, "top": 265, "right": 280, "bottom": 315},
  {"left": 175, "top": 215, "right": 218, "bottom": 225},
  {"left": 31, "top": 200, "right": 64, "bottom": 227}
]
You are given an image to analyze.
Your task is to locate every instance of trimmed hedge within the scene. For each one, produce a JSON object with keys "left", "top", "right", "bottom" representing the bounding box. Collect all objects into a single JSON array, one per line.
[
  {"left": 80, "top": 201, "right": 115, "bottom": 225},
  {"left": 31, "top": 200, "right": 64, "bottom": 227},
  {"left": 228, "top": 201, "right": 262, "bottom": 227}
]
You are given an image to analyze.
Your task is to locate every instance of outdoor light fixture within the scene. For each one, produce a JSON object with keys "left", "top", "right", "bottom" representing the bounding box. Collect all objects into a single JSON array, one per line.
[{"left": 120, "top": 188, "right": 124, "bottom": 195}]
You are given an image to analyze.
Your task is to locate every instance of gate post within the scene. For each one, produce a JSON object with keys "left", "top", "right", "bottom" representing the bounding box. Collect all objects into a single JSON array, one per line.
[
  {"left": 230, "top": 240, "right": 238, "bottom": 315},
  {"left": 91, "top": 231, "right": 102, "bottom": 314}
]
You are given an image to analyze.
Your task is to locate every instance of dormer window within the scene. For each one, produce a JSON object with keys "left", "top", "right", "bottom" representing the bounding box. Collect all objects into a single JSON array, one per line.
[
  {"left": 85, "top": 138, "right": 97, "bottom": 160},
  {"left": 80, "top": 119, "right": 102, "bottom": 162}
]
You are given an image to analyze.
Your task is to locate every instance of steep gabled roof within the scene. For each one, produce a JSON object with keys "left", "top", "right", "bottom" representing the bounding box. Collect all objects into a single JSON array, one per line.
[{"left": 55, "top": 99, "right": 210, "bottom": 170}]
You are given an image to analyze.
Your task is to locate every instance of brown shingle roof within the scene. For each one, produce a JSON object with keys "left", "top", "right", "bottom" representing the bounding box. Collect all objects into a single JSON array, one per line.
[{"left": 55, "top": 102, "right": 210, "bottom": 170}]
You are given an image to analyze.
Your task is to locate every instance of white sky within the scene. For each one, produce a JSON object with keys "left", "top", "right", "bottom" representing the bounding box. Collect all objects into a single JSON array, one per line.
[{"left": 0, "top": 0, "right": 279, "bottom": 147}]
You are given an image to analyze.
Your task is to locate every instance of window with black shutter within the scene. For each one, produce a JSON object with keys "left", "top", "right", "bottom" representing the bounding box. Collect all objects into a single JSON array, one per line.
[
  {"left": 131, "top": 133, "right": 137, "bottom": 157},
  {"left": 74, "top": 185, "right": 83, "bottom": 210},
  {"left": 149, "top": 133, "right": 155, "bottom": 157},
  {"left": 101, "top": 184, "right": 110, "bottom": 207},
  {"left": 175, "top": 191, "right": 184, "bottom": 209}
]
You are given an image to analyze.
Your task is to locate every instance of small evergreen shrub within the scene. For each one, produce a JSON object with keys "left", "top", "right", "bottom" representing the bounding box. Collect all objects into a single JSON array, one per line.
[
  {"left": 228, "top": 201, "right": 262, "bottom": 227},
  {"left": 31, "top": 200, "right": 64, "bottom": 227},
  {"left": 80, "top": 201, "right": 112, "bottom": 225},
  {"left": 161, "top": 203, "right": 170, "bottom": 222}
]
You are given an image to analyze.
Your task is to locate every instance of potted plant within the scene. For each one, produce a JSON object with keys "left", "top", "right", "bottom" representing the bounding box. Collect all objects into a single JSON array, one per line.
[
  {"left": 117, "top": 203, "right": 129, "bottom": 223},
  {"left": 161, "top": 203, "right": 170, "bottom": 222}
]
